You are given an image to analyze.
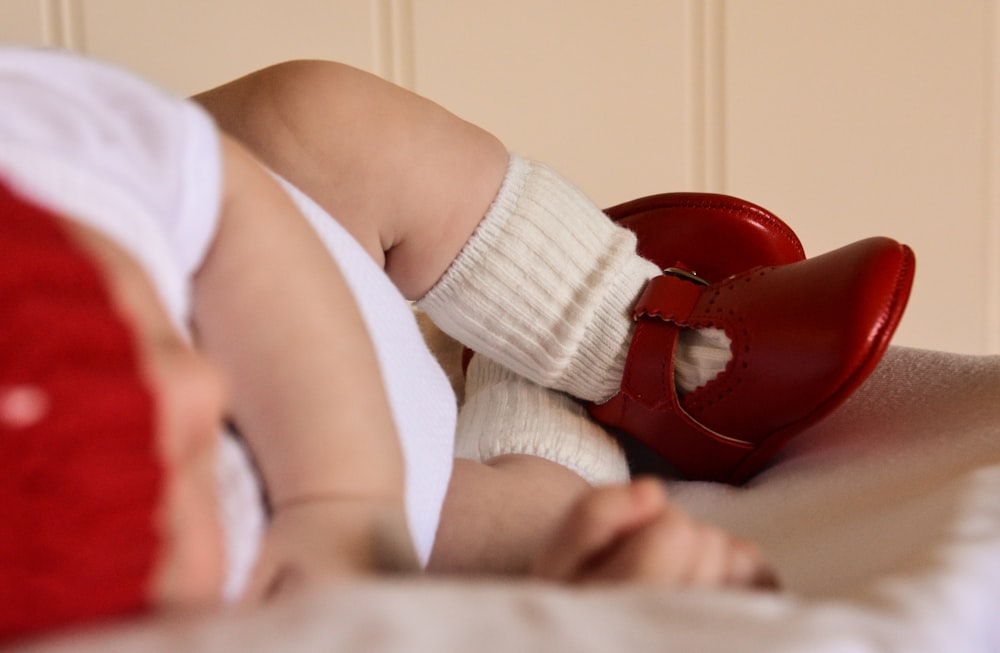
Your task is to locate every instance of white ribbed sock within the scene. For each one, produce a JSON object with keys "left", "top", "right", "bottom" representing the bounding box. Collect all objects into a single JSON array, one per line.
[
  {"left": 417, "top": 154, "right": 731, "bottom": 402},
  {"left": 675, "top": 327, "right": 732, "bottom": 394},
  {"left": 455, "top": 354, "right": 630, "bottom": 485}
]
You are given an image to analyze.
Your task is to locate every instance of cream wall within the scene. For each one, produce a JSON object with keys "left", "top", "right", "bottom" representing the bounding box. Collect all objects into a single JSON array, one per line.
[{"left": 2, "top": 0, "right": 998, "bottom": 355}]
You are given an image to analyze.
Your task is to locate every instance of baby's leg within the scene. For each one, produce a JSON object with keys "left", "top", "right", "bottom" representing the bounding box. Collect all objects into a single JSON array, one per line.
[
  {"left": 193, "top": 60, "right": 508, "bottom": 300},
  {"left": 193, "top": 60, "right": 713, "bottom": 397},
  {"left": 0, "top": 187, "right": 224, "bottom": 642}
]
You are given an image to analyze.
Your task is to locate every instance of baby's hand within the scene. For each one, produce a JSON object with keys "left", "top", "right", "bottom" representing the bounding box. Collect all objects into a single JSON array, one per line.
[
  {"left": 241, "top": 497, "right": 419, "bottom": 604},
  {"left": 532, "top": 478, "right": 778, "bottom": 590}
]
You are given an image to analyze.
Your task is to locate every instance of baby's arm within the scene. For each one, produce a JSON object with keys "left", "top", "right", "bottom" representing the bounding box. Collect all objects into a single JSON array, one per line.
[
  {"left": 191, "top": 134, "right": 418, "bottom": 599},
  {"left": 429, "top": 455, "right": 592, "bottom": 574},
  {"left": 432, "top": 460, "right": 777, "bottom": 590}
]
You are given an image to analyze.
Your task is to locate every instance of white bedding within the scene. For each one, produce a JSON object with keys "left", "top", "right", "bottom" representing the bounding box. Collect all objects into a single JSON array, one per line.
[{"left": 18, "top": 346, "right": 1000, "bottom": 652}]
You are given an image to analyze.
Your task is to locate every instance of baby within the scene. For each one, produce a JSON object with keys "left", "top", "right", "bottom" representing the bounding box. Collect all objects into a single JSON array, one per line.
[{"left": 1, "top": 49, "right": 912, "bottom": 642}]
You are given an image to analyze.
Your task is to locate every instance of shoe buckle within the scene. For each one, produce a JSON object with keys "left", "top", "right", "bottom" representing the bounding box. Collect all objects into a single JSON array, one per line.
[{"left": 662, "top": 267, "right": 710, "bottom": 287}]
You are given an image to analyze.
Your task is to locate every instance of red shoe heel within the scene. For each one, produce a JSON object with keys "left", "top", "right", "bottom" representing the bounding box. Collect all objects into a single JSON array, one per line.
[{"left": 605, "top": 192, "right": 805, "bottom": 281}]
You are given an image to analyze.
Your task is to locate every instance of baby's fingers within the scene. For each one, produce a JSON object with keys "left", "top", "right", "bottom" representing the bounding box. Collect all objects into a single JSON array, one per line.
[
  {"left": 723, "top": 538, "right": 781, "bottom": 590},
  {"left": 582, "top": 508, "right": 707, "bottom": 584},
  {"left": 532, "top": 478, "right": 669, "bottom": 581},
  {"left": 572, "top": 504, "right": 780, "bottom": 590},
  {"left": 682, "top": 524, "right": 779, "bottom": 590}
]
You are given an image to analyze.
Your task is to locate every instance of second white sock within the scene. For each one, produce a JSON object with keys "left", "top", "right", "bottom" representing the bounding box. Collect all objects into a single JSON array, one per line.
[{"left": 455, "top": 354, "right": 630, "bottom": 485}]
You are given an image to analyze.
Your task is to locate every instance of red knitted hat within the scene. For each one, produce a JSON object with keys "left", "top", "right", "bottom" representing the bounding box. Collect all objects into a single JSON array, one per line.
[{"left": 0, "top": 179, "right": 163, "bottom": 642}]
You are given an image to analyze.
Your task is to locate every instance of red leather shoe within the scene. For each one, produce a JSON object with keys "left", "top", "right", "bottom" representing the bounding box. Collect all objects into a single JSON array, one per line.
[{"left": 587, "top": 236, "right": 915, "bottom": 484}]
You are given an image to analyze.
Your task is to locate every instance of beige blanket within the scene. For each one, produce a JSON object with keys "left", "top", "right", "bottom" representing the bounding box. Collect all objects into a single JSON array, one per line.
[{"left": 20, "top": 347, "right": 1000, "bottom": 652}]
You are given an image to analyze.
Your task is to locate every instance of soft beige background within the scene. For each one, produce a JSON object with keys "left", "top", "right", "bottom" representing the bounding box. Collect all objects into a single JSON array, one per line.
[{"left": 3, "top": 0, "right": 998, "bottom": 355}]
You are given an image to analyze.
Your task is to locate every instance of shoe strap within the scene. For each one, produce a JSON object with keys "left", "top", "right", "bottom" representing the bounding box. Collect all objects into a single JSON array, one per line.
[
  {"left": 620, "top": 271, "right": 706, "bottom": 409},
  {"left": 632, "top": 271, "right": 705, "bottom": 325}
]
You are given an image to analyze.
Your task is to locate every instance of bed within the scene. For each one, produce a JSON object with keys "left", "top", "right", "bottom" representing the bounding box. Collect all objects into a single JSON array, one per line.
[{"left": 15, "top": 344, "right": 1000, "bottom": 652}]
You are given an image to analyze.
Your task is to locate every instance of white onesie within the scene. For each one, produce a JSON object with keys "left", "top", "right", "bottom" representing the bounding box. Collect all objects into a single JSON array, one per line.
[{"left": 0, "top": 48, "right": 456, "bottom": 599}]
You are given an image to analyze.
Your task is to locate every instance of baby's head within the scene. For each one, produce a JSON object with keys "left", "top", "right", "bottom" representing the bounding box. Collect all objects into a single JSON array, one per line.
[{"left": 0, "top": 180, "right": 225, "bottom": 642}]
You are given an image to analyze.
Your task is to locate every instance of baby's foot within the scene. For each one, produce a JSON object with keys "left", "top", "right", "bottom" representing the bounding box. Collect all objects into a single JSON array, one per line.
[
  {"left": 532, "top": 478, "right": 778, "bottom": 589},
  {"left": 604, "top": 192, "right": 806, "bottom": 398},
  {"left": 591, "top": 238, "right": 913, "bottom": 484},
  {"left": 591, "top": 194, "right": 914, "bottom": 485}
]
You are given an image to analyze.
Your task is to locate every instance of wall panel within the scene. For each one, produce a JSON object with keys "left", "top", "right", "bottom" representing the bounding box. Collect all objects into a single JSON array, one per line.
[
  {"left": 723, "top": 0, "right": 994, "bottom": 353},
  {"left": 76, "top": 0, "right": 380, "bottom": 95},
  {"left": 1, "top": 1, "right": 997, "bottom": 354},
  {"left": 408, "top": 0, "right": 688, "bottom": 207},
  {"left": 0, "top": 0, "right": 50, "bottom": 46}
]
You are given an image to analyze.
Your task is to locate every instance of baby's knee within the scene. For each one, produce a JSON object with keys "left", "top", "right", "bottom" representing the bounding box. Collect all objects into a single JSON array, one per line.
[{"left": 224, "top": 58, "right": 378, "bottom": 107}]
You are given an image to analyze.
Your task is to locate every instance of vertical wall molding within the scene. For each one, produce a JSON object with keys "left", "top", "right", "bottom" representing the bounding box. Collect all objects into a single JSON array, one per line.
[
  {"left": 372, "top": 0, "right": 393, "bottom": 80},
  {"left": 987, "top": 0, "right": 1000, "bottom": 353},
  {"left": 681, "top": 0, "right": 706, "bottom": 191},
  {"left": 703, "top": 0, "right": 725, "bottom": 193},
  {"left": 371, "top": 0, "right": 414, "bottom": 88},
  {"left": 682, "top": 0, "right": 725, "bottom": 192},
  {"left": 390, "top": 0, "right": 414, "bottom": 90},
  {"left": 42, "top": 0, "right": 83, "bottom": 50}
]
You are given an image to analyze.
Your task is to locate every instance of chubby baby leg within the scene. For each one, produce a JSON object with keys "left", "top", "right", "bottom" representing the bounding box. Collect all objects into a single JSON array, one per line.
[
  {"left": 532, "top": 478, "right": 778, "bottom": 589},
  {"left": 194, "top": 59, "right": 509, "bottom": 299}
]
